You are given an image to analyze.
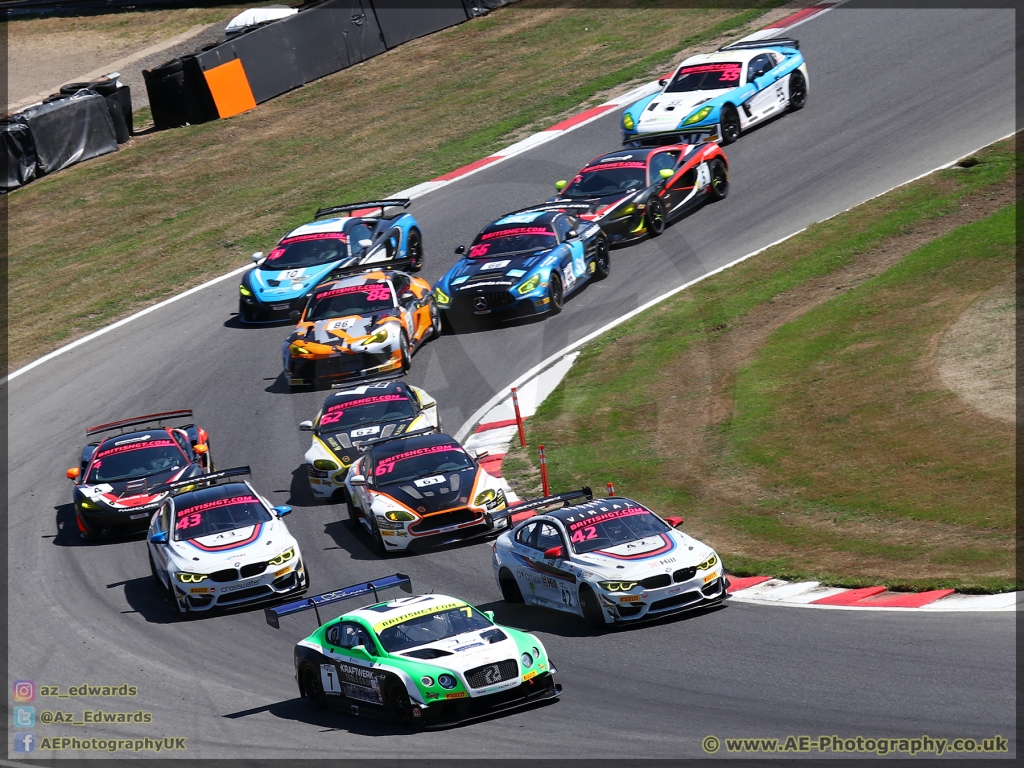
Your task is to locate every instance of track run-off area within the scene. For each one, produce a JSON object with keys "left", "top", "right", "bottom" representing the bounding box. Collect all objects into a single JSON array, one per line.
[{"left": 6, "top": 3, "right": 1016, "bottom": 760}]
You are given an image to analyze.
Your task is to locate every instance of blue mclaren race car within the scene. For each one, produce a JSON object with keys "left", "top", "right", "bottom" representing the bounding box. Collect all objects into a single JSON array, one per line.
[
  {"left": 433, "top": 207, "right": 609, "bottom": 322},
  {"left": 621, "top": 38, "right": 808, "bottom": 147},
  {"left": 239, "top": 200, "right": 424, "bottom": 323}
]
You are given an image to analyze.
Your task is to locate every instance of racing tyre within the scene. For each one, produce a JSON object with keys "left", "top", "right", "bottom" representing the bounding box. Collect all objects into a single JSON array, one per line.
[
  {"left": 300, "top": 663, "right": 327, "bottom": 709},
  {"left": 346, "top": 496, "right": 360, "bottom": 524},
  {"left": 592, "top": 238, "right": 610, "bottom": 280},
  {"left": 370, "top": 517, "right": 389, "bottom": 556},
  {"left": 239, "top": 300, "right": 259, "bottom": 323},
  {"left": 548, "top": 274, "right": 564, "bottom": 315},
  {"left": 788, "top": 70, "right": 807, "bottom": 110},
  {"left": 399, "top": 332, "right": 411, "bottom": 373},
  {"left": 720, "top": 104, "right": 741, "bottom": 145},
  {"left": 386, "top": 680, "right": 414, "bottom": 726},
  {"left": 429, "top": 300, "right": 442, "bottom": 339},
  {"left": 645, "top": 198, "right": 666, "bottom": 237},
  {"left": 498, "top": 568, "right": 524, "bottom": 603},
  {"left": 148, "top": 551, "right": 168, "bottom": 593},
  {"left": 578, "top": 585, "right": 606, "bottom": 629},
  {"left": 708, "top": 159, "right": 729, "bottom": 201},
  {"left": 407, "top": 229, "right": 424, "bottom": 272}
]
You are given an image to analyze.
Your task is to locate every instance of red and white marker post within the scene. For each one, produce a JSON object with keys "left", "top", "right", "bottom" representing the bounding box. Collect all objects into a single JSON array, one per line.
[
  {"left": 511, "top": 386, "right": 527, "bottom": 448},
  {"left": 607, "top": 482, "right": 615, "bottom": 497},
  {"left": 538, "top": 444, "right": 550, "bottom": 496}
]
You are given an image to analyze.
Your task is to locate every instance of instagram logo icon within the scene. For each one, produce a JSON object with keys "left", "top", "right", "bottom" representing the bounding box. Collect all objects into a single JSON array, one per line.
[{"left": 12, "top": 681, "right": 35, "bottom": 702}]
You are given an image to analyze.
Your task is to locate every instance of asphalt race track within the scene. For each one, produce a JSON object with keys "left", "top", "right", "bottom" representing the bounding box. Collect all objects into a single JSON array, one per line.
[{"left": 7, "top": 4, "right": 1016, "bottom": 760}]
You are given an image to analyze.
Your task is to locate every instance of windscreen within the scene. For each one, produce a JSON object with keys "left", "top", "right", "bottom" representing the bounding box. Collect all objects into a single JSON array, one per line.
[
  {"left": 561, "top": 161, "right": 647, "bottom": 199},
  {"left": 372, "top": 443, "right": 473, "bottom": 485},
  {"left": 173, "top": 493, "right": 273, "bottom": 540},
  {"left": 262, "top": 233, "right": 348, "bottom": 269},
  {"left": 87, "top": 439, "right": 186, "bottom": 483},
  {"left": 377, "top": 605, "right": 492, "bottom": 653},
  {"left": 318, "top": 392, "right": 417, "bottom": 433},
  {"left": 469, "top": 226, "right": 555, "bottom": 257},
  {"left": 566, "top": 506, "right": 669, "bottom": 554},
  {"left": 665, "top": 62, "right": 742, "bottom": 92},
  {"left": 306, "top": 284, "right": 394, "bottom": 321}
]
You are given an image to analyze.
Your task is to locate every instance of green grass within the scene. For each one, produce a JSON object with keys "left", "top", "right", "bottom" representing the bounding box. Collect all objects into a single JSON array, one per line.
[
  {"left": 510, "top": 138, "right": 1016, "bottom": 593},
  {"left": 7, "top": 0, "right": 786, "bottom": 372}
]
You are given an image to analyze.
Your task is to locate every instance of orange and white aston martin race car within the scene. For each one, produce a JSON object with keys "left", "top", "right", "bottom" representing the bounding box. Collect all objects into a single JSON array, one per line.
[{"left": 283, "top": 270, "right": 439, "bottom": 391}]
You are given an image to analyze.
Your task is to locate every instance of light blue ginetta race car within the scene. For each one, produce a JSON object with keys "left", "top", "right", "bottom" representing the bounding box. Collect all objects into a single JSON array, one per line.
[
  {"left": 621, "top": 38, "right": 808, "bottom": 147},
  {"left": 239, "top": 200, "right": 424, "bottom": 323},
  {"left": 433, "top": 206, "right": 609, "bottom": 324}
]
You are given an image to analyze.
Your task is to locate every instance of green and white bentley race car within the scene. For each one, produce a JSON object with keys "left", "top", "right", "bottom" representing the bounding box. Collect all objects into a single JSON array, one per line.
[{"left": 266, "top": 574, "right": 560, "bottom": 727}]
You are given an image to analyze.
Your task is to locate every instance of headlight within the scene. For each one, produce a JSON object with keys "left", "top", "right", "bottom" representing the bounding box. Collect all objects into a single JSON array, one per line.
[
  {"left": 438, "top": 674, "right": 457, "bottom": 690},
  {"left": 474, "top": 489, "right": 496, "bottom": 506},
  {"left": 623, "top": 113, "right": 635, "bottom": 130},
  {"left": 597, "top": 581, "right": 638, "bottom": 592},
  {"left": 384, "top": 509, "right": 417, "bottom": 522},
  {"left": 697, "top": 553, "right": 718, "bottom": 571},
  {"left": 78, "top": 500, "right": 99, "bottom": 511},
  {"left": 434, "top": 288, "right": 450, "bottom": 305},
  {"left": 420, "top": 676, "right": 434, "bottom": 687},
  {"left": 313, "top": 459, "right": 339, "bottom": 471},
  {"left": 239, "top": 285, "right": 252, "bottom": 297},
  {"left": 521, "top": 652, "right": 534, "bottom": 668},
  {"left": 531, "top": 646, "right": 541, "bottom": 657},
  {"left": 516, "top": 274, "right": 541, "bottom": 295},
  {"left": 682, "top": 105, "right": 713, "bottom": 126},
  {"left": 290, "top": 343, "right": 310, "bottom": 356},
  {"left": 616, "top": 203, "right": 636, "bottom": 217},
  {"left": 176, "top": 572, "right": 208, "bottom": 583},
  {"left": 268, "top": 548, "right": 295, "bottom": 566},
  {"left": 366, "top": 328, "right": 390, "bottom": 345}
]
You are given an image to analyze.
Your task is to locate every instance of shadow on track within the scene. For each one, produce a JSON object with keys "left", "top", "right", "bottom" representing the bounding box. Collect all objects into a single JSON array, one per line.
[
  {"left": 223, "top": 313, "right": 293, "bottom": 330},
  {"left": 50, "top": 503, "right": 148, "bottom": 548}
]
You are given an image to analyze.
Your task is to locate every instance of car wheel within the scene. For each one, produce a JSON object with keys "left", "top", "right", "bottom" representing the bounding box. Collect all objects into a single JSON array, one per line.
[
  {"left": 708, "top": 159, "right": 729, "bottom": 201},
  {"left": 592, "top": 238, "right": 610, "bottom": 280},
  {"left": 239, "top": 300, "right": 258, "bottom": 323},
  {"left": 406, "top": 229, "right": 424, "bottom": 272},
  {"left": 300, "top": 664, "right": 327, "bottom": 709},
  {"left": 398, "top": 332, "right": 412, "bottom": 372},
  {"left": 788, "top": 70, "right": 807, "bottom": 110},
  {"left": 429, "top": 300, "right": 442, "bottom": 338},
  {"left": 346, "top": 496, "right": 360, "bottom": 524},
  {"left": 645, "top": 198, "right": 666, "bottom": 237},
  {"left": 578, "top": 585, "right": 606, "bottom": 628},
  {"left": 720, "top": 104, "right": 741, "bottom": 144},
  {"left": 548, "top": 273, "right": 564, "bottom": 315},
  {"left": 148, "top": 551, "right": 167, "bottom": 593},
  {"left": 439, "top": 310, "right": 455, "bottom": 335},
  {"left": 499, "top": 568, "right": 524, "bottom": 603},
  {"left": 289, "top": 361, "right": 314, "bottom": 393},
  {"left": 370, "top": 516, "right": 388, "bottom": 555},
  {"left": 386, "top": 680, "right": 414, "bottom": 726}
]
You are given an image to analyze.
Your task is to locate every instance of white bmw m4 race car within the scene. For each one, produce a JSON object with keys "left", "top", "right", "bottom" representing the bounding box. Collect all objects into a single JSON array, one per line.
[
  {"left": 147, "top": 467, "right": 308, "bottom": 614},
  {"left": 492, "top": 489, "right": 726, "bottom": 626}
]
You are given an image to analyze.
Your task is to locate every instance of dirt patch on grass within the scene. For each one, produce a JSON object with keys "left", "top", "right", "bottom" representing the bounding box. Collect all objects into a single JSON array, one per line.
[{"left": 935, "top": 278, "right": 1016, "bottom": 422}]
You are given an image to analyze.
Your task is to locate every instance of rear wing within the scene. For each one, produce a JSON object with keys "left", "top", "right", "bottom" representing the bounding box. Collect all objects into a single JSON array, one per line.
[
  {"left": 265, "top": 573, "right": 413, "bottom": 628},
  {"left": 330, "top": 372, "right": 406, "bottom": 391},
  {"left": 353, "top": 427, "right": 442, "bottom": 450},
  {"left": 493, "top": 486, "right": 593, "bottom": 521},
  {"left": 500, "top": 201, "right": 596, "bottom": 217},
  {"left": 86, "top": 410, "right": 193, "bottom": 436},
  {"left": 719, "top": 37, "right": 799, "bottom": 52},
  {"left": 148, "top": 466, "right": 251, "bottom": 495},
  {"left": 315, "top": 200, "right": 411, "bottom": 220}
]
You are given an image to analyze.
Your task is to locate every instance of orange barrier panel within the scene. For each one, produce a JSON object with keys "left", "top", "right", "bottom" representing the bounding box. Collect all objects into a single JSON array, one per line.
[{"left": 202, "top": 59, "right": 256, "bottom": 119}]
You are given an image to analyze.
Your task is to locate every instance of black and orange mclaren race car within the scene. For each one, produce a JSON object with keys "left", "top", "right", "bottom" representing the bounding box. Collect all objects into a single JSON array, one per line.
[
  {"left": 283, "top": 270, "right": 439, "bottom": 391},
  {"left": 546, "top": 142, "right": 729, "bottom": 244},
  {"left": 65, "top": 410, "right": 214, "bottom": 539}
]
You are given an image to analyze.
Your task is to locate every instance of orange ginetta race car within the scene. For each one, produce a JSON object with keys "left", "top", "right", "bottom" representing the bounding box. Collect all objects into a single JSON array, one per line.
[{"left": 283, "top": 270, "right": 439, "bottom": 391}]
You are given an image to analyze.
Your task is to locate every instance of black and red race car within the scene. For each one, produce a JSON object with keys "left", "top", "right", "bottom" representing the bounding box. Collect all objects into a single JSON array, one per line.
[
  {"left": 64, "top": 410, "right": 214, "bottom": 539},
  {"left": 547, "top": 142, "right": 729, "bottom": 244}
]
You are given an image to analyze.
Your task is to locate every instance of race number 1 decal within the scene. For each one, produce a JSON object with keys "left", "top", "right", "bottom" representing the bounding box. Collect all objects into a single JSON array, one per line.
[{"left": 321, "top": 664, "right": 342, "bottom": 695}]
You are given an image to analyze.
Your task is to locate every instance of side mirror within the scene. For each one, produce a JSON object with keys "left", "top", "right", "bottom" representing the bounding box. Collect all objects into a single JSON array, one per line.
[
  {"left": 484, "top": 610, "right": 495, "bottom": 621},
  {"left": 349, "top": 474, "right": 366, "bottom": 486},
  {"left": 273, "top": 505, "right": 292, "bottom": 517},
  {"left": 298, "top": 420, "right": 313, "bottom": 431},
  {"left": 454, "top": 245, "right": 466, "bottom": 255},
  {"left": 658, "top": 78, "right": 668, "bottom": 86},
  {"left": 554, "top": 180, "right": 567, "bottom": 192},
  {"left": 193, "top": 444, "right": 208, "bottom": 455},
  {"left": 358, "top": 238, "right": 374, "bottom": 248},
  {"left": 149, "top": 531, "right": 168, "bottom": 544},
  {"left": 544, "top": 545, "right": 564, "bottom": 559},
  {"left": 659, "top": 168, "right": 674, "bottom": 179},
  {"left": 473, "top": 450, "right": 489, "bottom": 460},
  {"left": 289, "top": 310, "right": 301, "bottom": 323},
  {"left": 665, "top": 516, "right": 684, "bottom": 528},
  {"left": 66, "top": 467, "right": 80, "bottom": 480},
  {"left": 565, "top": 230, "right": 578, "bottom": 239},
  {"left": 251, "top": 252, "right": 264, "bottom": 263},
  {"left": 351, "top": 644, "right": 374, "bottom": 657}
]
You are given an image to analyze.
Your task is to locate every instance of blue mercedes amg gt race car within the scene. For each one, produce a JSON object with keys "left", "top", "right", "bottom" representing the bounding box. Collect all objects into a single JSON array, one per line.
[
  {"left": 433, "top": 206, "right": 609, "bottom": 323},
  {"left": 239, "top": 200, "right": 424, "bottom": 323},
  {"left": 621, "top": 38, "right": 808, "bottom": 147}
]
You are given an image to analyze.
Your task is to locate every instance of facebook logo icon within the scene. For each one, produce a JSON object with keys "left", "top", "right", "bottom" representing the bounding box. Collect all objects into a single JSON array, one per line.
[{"left": 13, "top": 732, "right": 35, "bottom": 753}]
